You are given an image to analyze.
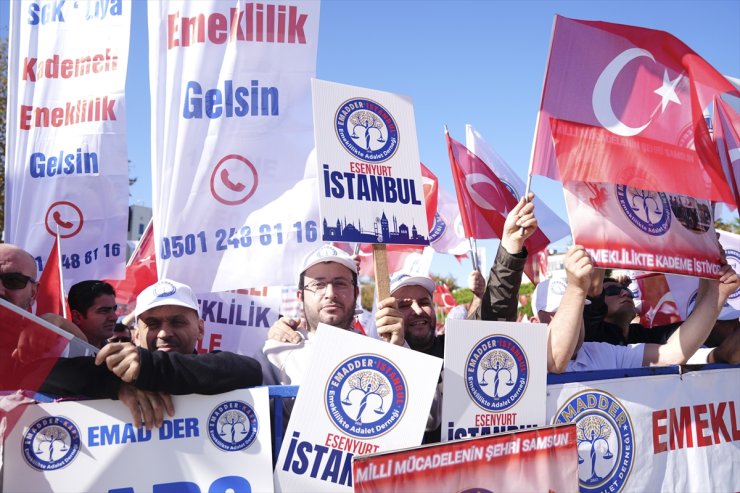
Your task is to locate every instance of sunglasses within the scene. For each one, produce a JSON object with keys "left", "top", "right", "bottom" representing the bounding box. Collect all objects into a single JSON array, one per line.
[
  {"left": 0, "top": 272, "right": 37, "bottom": 290},
  {"left": 604, "top": 285, "right": 634, "bottom": 298}
]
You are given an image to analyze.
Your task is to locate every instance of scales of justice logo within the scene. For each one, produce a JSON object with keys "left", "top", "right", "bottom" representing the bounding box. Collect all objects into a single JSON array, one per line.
[
  {"left": 553, "top": 391, "right": 635, "bottom": 493},
  {"left": 334, "top": 98, "right": 399, "bottom": 163},
  {"left": 207, "top": 401, "right": 259, "bottom": 452},
  {"left": 465, "top": 335, "right": 529, "bottom": 412},
  {"left": 325, "top": 354, "right": 407, "bottom": 438},
  {"left": 616, "top": 185, "right": 671, "bottom": 236},
  {"left": 22, "top": 416, "right": 81, "bottom": 471}
]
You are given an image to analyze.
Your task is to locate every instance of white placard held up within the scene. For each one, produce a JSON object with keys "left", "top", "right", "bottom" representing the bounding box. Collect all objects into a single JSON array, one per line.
[
  {"left": 274, "top": 324, "right": 442, "bottom": 492},
  {"left": 312, "top": 79, "right": 429, "bottom": 246},
  {"left": 442, "top": 320, "right": 547, "bottom": 442}
]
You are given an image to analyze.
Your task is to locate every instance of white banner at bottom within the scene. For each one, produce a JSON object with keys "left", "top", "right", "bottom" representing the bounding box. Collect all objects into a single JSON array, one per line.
[
  {"left": 2, "top": 388, "right": 274, "bottom": 492},
  {"left": 546, "top": 368, "right": 739, "bottom": 493}
]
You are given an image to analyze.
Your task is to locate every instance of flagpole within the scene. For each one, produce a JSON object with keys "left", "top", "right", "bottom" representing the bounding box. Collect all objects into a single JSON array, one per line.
[
  {"left": 467, "top": 237, "right": 479, "bottom": 272},
  {"left": 55, "top": 227, "right": 67, "bottom": 319}
]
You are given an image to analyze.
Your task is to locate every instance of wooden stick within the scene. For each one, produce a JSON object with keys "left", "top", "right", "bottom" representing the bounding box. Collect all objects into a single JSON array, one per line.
[{"left": 373, "top": 243, "right": 390, "bottom": 301}]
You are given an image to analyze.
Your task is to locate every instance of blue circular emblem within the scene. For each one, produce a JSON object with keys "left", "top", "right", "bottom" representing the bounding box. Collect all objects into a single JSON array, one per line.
[
  {"left": 616, "top": 185, "right": 671, "bottom": 236},
  {"left": 550, "top": 278, "right": 568, "bottom": 296},
  {"left": 726, "top": 249, "right": 740, "bottom": 300},
  {"left": 428, "top": 212, "right": 447, "bottom": 243},
  {"left": 553, "top": 390, "right": 634, "bottom": 493},
  {"left": 334, "top": 98, "right": 399, "bottom": 163},
  {"left": 465, "top": 335, "right": 529, "bottom": 412},
  {"left": 153, "top": 281, "right": 177, "bottom": 298},
  {"left": 207, "top": 401, "right": 259, "bottom": 452},
  {"left": 325, "top": 354, "right": 407, "bottom": 438},
  {"left": 22, "top": 416, "right": 81, "bottom": 471}
]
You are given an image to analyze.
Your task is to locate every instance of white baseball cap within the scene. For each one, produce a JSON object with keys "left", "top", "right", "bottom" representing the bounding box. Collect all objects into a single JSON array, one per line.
[
  {"left": 532, "top": 277, "right": 589, "bottom": 314},
  {"left": 390, "top": 272, "right": 435, "bottom": 296},
  {"left": 134, "top": 279, "right": 200, "bottom": 320},
  {"left": 301, "top": 244, "right": 357, "bottom": 275}
]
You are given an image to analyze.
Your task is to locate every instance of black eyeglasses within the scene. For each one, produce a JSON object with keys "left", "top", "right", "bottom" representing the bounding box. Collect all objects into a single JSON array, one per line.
[
  {"left": 0, "top": 272, "right": 38, "bottom": 290},
  {"left": 604, "top": 285, "right": 634, "bottom": 298}
]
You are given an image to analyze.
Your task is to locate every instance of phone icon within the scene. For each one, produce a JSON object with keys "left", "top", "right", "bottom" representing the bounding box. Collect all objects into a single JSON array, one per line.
[
  {"left": 53, "top": 211, "right": 74, "bottom": 229},
  {"left": 221, "top": 169, "right": 246, "bottom": 192}
]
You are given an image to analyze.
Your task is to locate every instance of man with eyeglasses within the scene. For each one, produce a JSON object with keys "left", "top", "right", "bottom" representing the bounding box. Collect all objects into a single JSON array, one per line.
[
  {"left": 0, "top": 243, "right": 39, "bottom": 311},
  {"left": 256, "top": 244, "right": 404, "bottom": 386},
  {"left": 0, "top": 243, "right": 86, "bottom": 340},
  {"left": 68, "top": 281, "right": 119, "bottom": 348}
]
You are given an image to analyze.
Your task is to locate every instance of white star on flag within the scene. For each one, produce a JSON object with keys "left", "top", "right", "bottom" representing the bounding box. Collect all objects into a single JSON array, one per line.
[{"left": 654, "top": 69, "right": 683, "bottom": 112}]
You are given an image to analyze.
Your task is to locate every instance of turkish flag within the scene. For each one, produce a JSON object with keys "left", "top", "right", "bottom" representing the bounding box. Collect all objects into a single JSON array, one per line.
[
  {"left": 531, "top": 15, "right": 738, "bottom": 205},
  {"left": 713, "top": 97, "right": 740, "bottom": 210},
  {"left": 420, "top": 163, "right": 439, "bottom": 230},
  {"left": 447, "top": 131, "right": 519, "bottom": 239},
  {"left": 630, "top": 273, "right": 682, "bottom": 328},
  {"left": 106, "top": 219, "right": 158, "bottom": 315},
  {"left": 35, "top": 236, "right": 67, "bottom": 317},
  {"left": 433, "top": 284, "right": 457, "bottom": 314}
]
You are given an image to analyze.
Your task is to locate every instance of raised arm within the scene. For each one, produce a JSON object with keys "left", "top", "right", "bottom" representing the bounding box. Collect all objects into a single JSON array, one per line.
[
  {"left": 643, "top": 263, "right": 738, "bottom": 366},
  {"left": 547, "top": 246, "right": 593, "bottom": 373}
]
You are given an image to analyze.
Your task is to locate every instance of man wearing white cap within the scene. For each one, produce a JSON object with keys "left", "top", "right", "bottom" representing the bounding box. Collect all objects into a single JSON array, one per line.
[
  {"left": 257, "top": 244, "right": 404, "bottom": 385},
  {"left": 95, "top": 279, "right": 263, "bottom": 394},
  {"left": 389, "top": 273, "right": 439, "bottom": 356}
]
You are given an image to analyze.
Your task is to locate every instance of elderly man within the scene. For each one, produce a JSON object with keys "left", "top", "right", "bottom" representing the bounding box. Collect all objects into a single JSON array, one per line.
[
  {"left": 547, "top": 246, "right": 739, "bottom": 373},
  {"left": 0, "top": 243, "right": 86, "bottom": 339},
  {"left": 68, "top": 281, "right": 119, "bottom": 348},
  {"left": 257, "top": 244, "right": 405, "bottom": 385}
]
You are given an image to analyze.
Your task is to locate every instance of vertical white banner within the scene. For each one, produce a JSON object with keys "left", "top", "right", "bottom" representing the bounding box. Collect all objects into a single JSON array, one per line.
[
  {"left": 148, "top": 1, "right": 321, "bottom": 293},
  {"left": 6, "top": 0, "right": 131, "bottom": 285}
]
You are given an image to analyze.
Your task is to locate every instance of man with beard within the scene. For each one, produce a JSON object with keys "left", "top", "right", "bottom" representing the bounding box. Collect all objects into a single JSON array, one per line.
[{"left": 257, "top": 244, "right": 405, "bottom": 385}]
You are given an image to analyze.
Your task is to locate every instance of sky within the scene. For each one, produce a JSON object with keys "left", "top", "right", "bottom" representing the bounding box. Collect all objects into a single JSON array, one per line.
[{"left": 2, "top": 0, "right": 739, "bottom": 286}]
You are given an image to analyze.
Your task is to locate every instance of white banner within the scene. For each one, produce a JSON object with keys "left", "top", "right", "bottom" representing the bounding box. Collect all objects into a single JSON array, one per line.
[
  {"left": 196, "top": 288, "right": 281, "bottom": 356},
  {"left": 273, "top": 324, "right": 442, "bottom": 492},
  {"left": 312, "top": 79, "right": 429, "bottom": 246},
  {"left": 2, "top": 388, "right": 274, "bottom": 492},
  {"left": 6, "top": 0, "right": 130, "bottom": 285},
  {"left": 148, "top": 0, "right": 321, "bottom": 293},
  {"left": 547, "top": 368, "right": 740, "bottom": 493},
  {"left": 442, "top": 320, "right": 548, "bottom": 441}
]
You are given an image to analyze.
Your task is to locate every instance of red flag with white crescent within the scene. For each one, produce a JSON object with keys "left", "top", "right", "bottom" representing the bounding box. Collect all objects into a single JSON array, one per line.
[
  {"left": 106, "top": 219, "right": 158, "bottom": 315},
  {"left": 530, "top": 15, "right": 738, "bottom": 205}
]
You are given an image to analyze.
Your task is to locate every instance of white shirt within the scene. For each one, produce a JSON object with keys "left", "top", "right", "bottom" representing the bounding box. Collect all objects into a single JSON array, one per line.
[{"left": 566, "top": 342, "right": 645, "bottom": 372}]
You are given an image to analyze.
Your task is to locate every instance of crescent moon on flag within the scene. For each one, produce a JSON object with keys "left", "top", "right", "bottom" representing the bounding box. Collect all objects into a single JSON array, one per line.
[
  {"left": 592, "top": 48, "right": 655, "bottom": 137},
  {"left": 465, "top": 173, "right": 508, "bottom": 211}
]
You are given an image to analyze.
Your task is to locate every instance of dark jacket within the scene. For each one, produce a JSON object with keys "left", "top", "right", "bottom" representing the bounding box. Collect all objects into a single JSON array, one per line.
[
  {"left": 469, "top": 245, "right": 528, "bottom": 322},
  {"left": 36, "top": 349, "right": 263, "bottom": 399}
]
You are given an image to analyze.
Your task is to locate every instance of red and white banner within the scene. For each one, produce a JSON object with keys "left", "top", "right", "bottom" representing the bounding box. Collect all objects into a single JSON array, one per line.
[
  {"left": 563, "top": 181, "right": 722, "bottom": 277},
  {"left": 149, "top": 1, "right": 321, "bottom": 292},
  {"left": 713, "top": 97, "right": 740, "bottom": 208},
  {"left": 466, "top": 125, "right": 570, "bottom": 251},
  {"left": 352, "top": 425, "right": 578, "bottom": 492},
  {"left": 6, "top": 0, "right": 131, "bottom": 285},
  {"left": 629, "top": 272, "right": 682, "bottom": 328},
  {"left": 2, "top": 389, "right": 273, "bottom": 492},
  {"left": 547, "top": 368, "right": 740, "bottom": 492},
  {"left": 530, "top": 15, "right": 737, "bottom": 205}
]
